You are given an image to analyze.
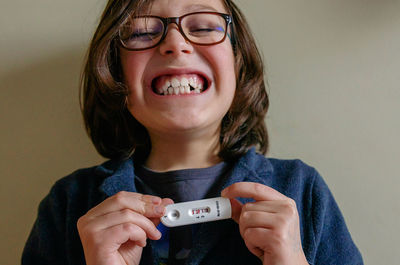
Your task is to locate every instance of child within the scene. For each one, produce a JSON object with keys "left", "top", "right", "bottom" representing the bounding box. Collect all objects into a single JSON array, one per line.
[{"left": 22, "top": 0, "right": 363, "bottom": 264}]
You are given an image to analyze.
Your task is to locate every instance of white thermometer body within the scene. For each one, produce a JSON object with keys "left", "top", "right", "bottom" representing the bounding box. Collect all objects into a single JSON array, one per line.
[{"left": 160, "top": 197, "right": 232, "bottom": 227}]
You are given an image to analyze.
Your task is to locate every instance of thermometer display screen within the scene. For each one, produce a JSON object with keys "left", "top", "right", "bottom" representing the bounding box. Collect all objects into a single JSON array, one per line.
[{"left": 191, "top": 207, "right": 210, "bottom": 216}]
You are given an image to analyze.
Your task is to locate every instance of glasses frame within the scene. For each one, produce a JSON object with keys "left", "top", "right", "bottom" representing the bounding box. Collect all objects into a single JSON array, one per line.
[{"left": 118, "top": 11, "right": 233, "bottom": 51}]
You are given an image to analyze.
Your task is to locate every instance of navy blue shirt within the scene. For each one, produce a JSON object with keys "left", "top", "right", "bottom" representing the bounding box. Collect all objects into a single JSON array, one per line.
[
  {"left": 22, "top": 148, "right": 363, "bottom": 265},
  {"left": 135, "top": 162, "right": 232, "bottom": 264}
]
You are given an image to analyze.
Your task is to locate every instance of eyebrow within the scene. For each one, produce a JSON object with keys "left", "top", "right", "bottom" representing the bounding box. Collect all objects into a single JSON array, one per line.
[
  {"left": 140, "top": 3, "right": 222, "bottom": 17},
  {"left": 182, "top": 4, "right": 219, "bottom": 13}
]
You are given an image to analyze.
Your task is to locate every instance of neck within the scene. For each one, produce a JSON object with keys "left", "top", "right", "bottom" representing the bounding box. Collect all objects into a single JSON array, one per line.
[{"left": 144, "top": 129, "right": 222, "bottom": 172}]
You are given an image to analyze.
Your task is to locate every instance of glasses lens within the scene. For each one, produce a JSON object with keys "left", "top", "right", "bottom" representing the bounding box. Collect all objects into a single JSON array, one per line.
[
  {"left": 181, "top": 13, "right": 227, "bottom": 44},
  {"left": 119, "top": 17, "right": 164, "bottom": 50}
]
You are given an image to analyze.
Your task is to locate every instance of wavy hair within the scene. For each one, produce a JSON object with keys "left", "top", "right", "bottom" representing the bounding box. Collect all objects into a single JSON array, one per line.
[{"left": 80, "top": 0, "right": 269, "bottom": 162}]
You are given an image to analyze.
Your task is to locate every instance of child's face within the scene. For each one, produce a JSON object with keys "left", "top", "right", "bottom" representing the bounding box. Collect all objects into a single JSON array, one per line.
[{"left": 120, "top": 0, "right": 236, "bottom": 138}]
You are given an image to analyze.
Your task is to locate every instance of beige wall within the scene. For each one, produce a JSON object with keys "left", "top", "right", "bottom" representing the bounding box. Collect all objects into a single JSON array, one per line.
[{"left": 1, "top": 0, "right": 399, "bottom": 264}]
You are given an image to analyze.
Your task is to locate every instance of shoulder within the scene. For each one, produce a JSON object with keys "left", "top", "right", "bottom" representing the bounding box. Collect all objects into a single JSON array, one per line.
[
  {"left": 238, "top": 148, "right": 320, "bottom": 189},
  {"left": 52, "top": 159, "right": 121, "bottom": 191},
  {"left": 237, "top": 150, "right": 364, "bottom": 264},
  {"left": 43, "top": 159, "right": 124, "bottom": 213},
  {"left": 235, "top": 149, "right": 332, "bottom": 206}
]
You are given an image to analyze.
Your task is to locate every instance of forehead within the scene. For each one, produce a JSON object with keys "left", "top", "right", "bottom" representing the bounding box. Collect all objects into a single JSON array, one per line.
[{"left": 142, "top": 0, "right": 228, "bottom": 16}]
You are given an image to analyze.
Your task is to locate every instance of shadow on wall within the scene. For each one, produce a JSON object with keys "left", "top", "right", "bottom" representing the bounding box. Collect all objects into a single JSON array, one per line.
[{"left": 0, "top": 48, "right": 103, "bottom": 265}]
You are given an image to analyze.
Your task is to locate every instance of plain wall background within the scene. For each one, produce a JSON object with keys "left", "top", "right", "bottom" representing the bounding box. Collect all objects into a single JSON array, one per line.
[{"left": 1, "top": 0, "right": 399, "bottom": 264}]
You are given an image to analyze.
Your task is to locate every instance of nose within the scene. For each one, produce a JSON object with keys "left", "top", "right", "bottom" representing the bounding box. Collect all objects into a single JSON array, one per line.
[{"left": 159, "top": 24, "right": 193, "bottom": 55}]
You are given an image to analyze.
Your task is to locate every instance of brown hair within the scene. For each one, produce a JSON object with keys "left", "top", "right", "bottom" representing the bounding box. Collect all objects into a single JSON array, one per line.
[{"left": 80, "top": 0, "right": 269, "bottom": 162}]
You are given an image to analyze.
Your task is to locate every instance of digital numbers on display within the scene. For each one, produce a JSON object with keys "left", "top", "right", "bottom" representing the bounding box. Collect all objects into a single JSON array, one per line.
[{"left": 190, "top": 207, "right": 211, "bottom": 218}]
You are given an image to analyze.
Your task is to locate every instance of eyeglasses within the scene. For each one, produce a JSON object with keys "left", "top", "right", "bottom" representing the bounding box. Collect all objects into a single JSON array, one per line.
[{"left": 118, "top": 12, "right": 232, "bottom": 51}]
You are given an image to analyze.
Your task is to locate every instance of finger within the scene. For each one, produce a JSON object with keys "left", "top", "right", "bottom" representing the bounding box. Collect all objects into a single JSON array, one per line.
[
  {"left": 239, "top": 210, "right": 299, "bottom": 242},
  {"left": 151, "top": 198, "right": 175, "bottom": 227},
  {"left": 89, "top": 209, "right": 162, "bottom": 240},
  {"left": 161, "top": 198, "right": 174, "bottom": 206},
  {"left": 240, "top": 210, "right": 274, "bottom": 234},
  {"left": 229, "top": 198, "right": 243, "bottom": 224},
  {"left": 242, "top": 227, "right": 269, "bottom": 259},
  {"left": 102, "top": 223, "right": 148, "bottom": 249},
  {"left": 221, "top": 182, "right": 286, "bottom": 202},
  {"left": 242, "top": 200, "right": 294, "bottom": 214},
  {"left": 86, "top": 191, "right": 163, "bottom": 218}
]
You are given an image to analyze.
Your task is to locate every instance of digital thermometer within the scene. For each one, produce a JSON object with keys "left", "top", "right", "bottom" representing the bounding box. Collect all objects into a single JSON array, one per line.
[{"left": 160, "top": 197, "right": 232, "bottom": 227}]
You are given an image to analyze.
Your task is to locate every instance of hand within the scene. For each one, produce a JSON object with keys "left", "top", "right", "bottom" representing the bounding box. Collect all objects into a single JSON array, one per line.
[
  {"left": 221, "top": 182, "right": 309, "bottom": 265},
  {"left": 77, "top": 191, "right": 173, "bottom": 265}
]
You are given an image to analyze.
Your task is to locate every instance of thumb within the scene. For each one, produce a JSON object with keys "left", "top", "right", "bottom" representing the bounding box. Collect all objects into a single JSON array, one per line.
[
  {"left": 228, "top": 198, "right": 243, "bottom": 223},
  {"left": 152, "top": 198, "right": 174, "bottom": 227}
]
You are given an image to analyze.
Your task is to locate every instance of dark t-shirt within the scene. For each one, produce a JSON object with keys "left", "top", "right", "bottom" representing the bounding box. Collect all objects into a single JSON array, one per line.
[{"left": 135, "top": 162, "right": 232, "bottom": 265}]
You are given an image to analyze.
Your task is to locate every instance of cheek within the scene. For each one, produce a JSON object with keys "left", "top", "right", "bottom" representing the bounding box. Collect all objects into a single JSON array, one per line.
[
  {"left": 120, "top": 51, "right": 149, "bottom": 93},
  {"left": 209, "top": 45, "right": 236, "bottom": 88},
  {"left": 206, "top": 45, "right": 237, "bottom": 118}
]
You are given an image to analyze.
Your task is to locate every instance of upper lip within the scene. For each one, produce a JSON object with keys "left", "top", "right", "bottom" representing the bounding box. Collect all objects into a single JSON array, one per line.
[{"left": 147, "top": 68, "right": 211, "bottom": 89}]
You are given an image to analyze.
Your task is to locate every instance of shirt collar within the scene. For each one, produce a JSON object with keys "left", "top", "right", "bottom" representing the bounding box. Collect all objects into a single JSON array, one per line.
[
  {"left": 218, "top": 147, "right": 274, "bottom": 199},
  {"left": 97, "top": 158, "right": 137, "bottom": 197},
  {"left": 97, "top": 147, "right": 274, "bottom": 198}
]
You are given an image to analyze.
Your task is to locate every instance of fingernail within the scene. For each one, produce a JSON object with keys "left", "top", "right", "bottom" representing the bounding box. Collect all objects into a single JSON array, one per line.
[
  {"left": 154, "top": 205, "right": 165, "bottom": 215},
  {"left": 155, "top": 229, "right": 162, "bottom": 239},
  {"left": 152, "top": 197, "right": 162, "bottom": 204}
]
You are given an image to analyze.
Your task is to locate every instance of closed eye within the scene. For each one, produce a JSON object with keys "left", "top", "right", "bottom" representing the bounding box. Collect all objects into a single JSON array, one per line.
[
  {"left": 189, "top": 26, "right": 224, "bottom": 36},
  {"left": 129, "top": 31, "right": 161, "bottom": 41}
]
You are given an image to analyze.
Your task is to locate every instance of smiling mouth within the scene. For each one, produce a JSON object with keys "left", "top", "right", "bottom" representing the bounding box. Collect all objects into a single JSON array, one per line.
[{"left": 151, "top": 74, "right": 209, "bottom": 96}]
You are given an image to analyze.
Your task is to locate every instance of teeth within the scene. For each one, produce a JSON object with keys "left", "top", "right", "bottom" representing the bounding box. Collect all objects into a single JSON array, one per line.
[
  {"left": 171, "top": 78, "right": 180, "bottom": 88},
  {"left": 163, "top": 80, "right": 171, "bottom": 90},
  {"left": 181, "top": 77, "right": 189, "bottom": 86},
  {"left": 155, "top": 75, "right": 206, "bottom": 95}
]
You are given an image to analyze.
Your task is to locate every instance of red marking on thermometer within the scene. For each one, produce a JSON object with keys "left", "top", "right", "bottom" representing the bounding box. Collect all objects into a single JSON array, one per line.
[{"left": 160, "top": 197, "right": 232, "bottom": 227}]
